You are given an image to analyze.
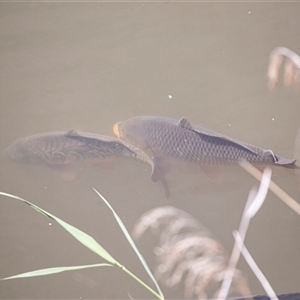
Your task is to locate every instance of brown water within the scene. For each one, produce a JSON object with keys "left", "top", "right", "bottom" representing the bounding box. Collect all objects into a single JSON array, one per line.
[{"left": 0, "top": 2, "right": 299, "bottom": 299}]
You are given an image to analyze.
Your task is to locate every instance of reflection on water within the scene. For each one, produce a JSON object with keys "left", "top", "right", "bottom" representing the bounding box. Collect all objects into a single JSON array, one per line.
[{"left": 0, "top": 2, "right": 299, "bottom": 299}]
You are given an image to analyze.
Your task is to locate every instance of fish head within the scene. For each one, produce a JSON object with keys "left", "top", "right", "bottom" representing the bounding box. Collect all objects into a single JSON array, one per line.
[
  {"left": 113, "top": 118, "right": 149, "bottom": 149},
  {"left": 4, "top": 138, "right": 41, "bottom": 164}
]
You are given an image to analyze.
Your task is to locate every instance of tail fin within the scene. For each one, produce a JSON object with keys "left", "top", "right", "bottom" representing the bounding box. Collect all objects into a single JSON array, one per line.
[{"left": 275, "top": 156, "right": 300, "bottom": 169}]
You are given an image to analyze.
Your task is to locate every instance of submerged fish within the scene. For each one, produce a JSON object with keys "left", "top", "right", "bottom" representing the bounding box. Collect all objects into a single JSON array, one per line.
[
  {"left": 5, "top": 130, "right": 165, "bottom": 185},
  {"left": 113, "top": 116, "right": 299, "bottom": 180}
]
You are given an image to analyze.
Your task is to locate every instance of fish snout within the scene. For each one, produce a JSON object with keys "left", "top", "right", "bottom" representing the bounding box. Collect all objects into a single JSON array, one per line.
[
  {"left": 3, "top": 146, "right": 12, "bottom": 160},
  {"left": 4, "top": 142, "right": 21, "bottom": 162},
  {"left": 113, "top": 122, "right": 121, "bottom": 139}
]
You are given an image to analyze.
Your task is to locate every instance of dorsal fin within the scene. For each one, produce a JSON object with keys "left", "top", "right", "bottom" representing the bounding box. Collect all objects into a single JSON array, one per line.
[
  {"left": 178, "top": 117, "right": 258, "bottom": 156},
  {"left": 179, "top": 117, "right": 193, "bottom": 130},
  {"left": 65, "top": 129, "right": 80, "bottom": 137}
]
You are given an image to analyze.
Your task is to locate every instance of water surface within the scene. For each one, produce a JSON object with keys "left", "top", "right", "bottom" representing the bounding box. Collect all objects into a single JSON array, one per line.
[{"left": 0, "top": 2, "right": 299, "bottom": 299}]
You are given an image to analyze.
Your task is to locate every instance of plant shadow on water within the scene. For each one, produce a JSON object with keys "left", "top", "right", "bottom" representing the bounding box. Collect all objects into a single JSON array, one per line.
[{"left": 1, "top": 161, "right": 300, "bottom": 300}]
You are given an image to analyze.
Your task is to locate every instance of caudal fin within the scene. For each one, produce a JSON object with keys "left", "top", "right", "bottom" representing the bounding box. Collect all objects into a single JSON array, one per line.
[{"left": 276, "top": 156, "right": 300, "bottom": 169}]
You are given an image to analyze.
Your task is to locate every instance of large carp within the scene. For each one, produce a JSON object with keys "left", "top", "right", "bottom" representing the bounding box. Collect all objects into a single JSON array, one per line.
[
  {"left": 5, "top": 130, "right": 165, "bottom": 186},
  {"left": 113, "top": 116, "right": 299, "bottom": 181}
]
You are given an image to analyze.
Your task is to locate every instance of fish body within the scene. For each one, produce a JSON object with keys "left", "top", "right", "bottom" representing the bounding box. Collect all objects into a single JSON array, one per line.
[
  {"left": 6, "top": 131, "right": 80, "bottom": 165},
  {"left": 5, "top": 130, "right": 164, "bottom": 183},
  {"left": 113, "top": 116, "right": 299, "bottom": 169},
  {"left": 65, "top": 130, "right": 163, "bottom": 182}
]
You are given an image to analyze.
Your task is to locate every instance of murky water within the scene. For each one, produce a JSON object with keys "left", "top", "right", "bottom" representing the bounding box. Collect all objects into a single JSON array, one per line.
[{"left": 0, "top": 2, "right": 299, "bottom": 299}]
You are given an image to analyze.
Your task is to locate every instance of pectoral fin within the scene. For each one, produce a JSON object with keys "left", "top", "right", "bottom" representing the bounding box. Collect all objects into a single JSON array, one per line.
[
  {"left": 151, "top": 164, "right": 170, "bottom": 199},
  {"left": 199, "top": 165, "right": 223, "bottom": 183},
  {"left": 89, "top": 157, "right": 116, "bottom": 170},
  {"left": 48, "top": 164, "right": 78, "bottom": 181}
]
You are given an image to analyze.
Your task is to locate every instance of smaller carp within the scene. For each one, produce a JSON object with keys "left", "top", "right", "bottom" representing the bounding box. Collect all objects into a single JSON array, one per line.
[
  {"left": 5, "top": 130, "right": 167, "bottom": 193},
  {"left": 65, "top": 129, "right": 164, "bottom": 183}
]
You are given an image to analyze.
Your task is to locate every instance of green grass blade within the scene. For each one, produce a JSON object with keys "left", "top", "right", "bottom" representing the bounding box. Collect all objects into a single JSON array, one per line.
[
  {"left": 93, "top": 188, "right": 164, "bottom": 299},
  {"left": 1, "top": 263, "right": 113, "bottom": 280},
  {"left": 0, "top": 192, "right": 116, "bottom": 264},
  {"left": 55, "top": 218, "right": 116, "bottom": 264},
  {"left": 1, "top": 191, "right": 163, "bottom": 299}
]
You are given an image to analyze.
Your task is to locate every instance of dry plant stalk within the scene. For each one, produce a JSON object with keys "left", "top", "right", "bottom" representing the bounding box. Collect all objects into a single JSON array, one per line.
[
  {"left": 239, "top": 161, "right": 300, "bottom": 216},
  {"left": 268, "top": 47, "right": 300, "bottom": 90},
  {"left": 218, "top": 168, "right": 278, "bottom": 300},
  {"left": 132, "top": 206, "right": 251, "bottom": 299}
]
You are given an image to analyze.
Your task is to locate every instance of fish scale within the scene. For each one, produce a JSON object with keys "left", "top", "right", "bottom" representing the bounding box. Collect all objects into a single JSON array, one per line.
[
  {"left": 139, "top": 117, "right": 260, "bottom": 164},
  {"left": 5, "top": 130, "right": 169, "bottom": 197},
  {"left": 5, "top": 130, "right": 166, "bottom": 185},
  {"left": 114, "top": 116, "right": 299, "bottom": 168}
]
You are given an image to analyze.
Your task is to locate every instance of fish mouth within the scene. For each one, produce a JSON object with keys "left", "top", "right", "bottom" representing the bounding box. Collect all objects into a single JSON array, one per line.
[{"left": 113, "top": 122, "right": 121, "bottom": 139}]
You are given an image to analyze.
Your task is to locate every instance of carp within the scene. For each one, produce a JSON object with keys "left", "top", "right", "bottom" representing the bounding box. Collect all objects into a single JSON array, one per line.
[
  {"left": 113, "top": 116, "right": 299, "bottom": 183},
  {"left": 5, "top": 130, "right": 166, "bottom": 187}
]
